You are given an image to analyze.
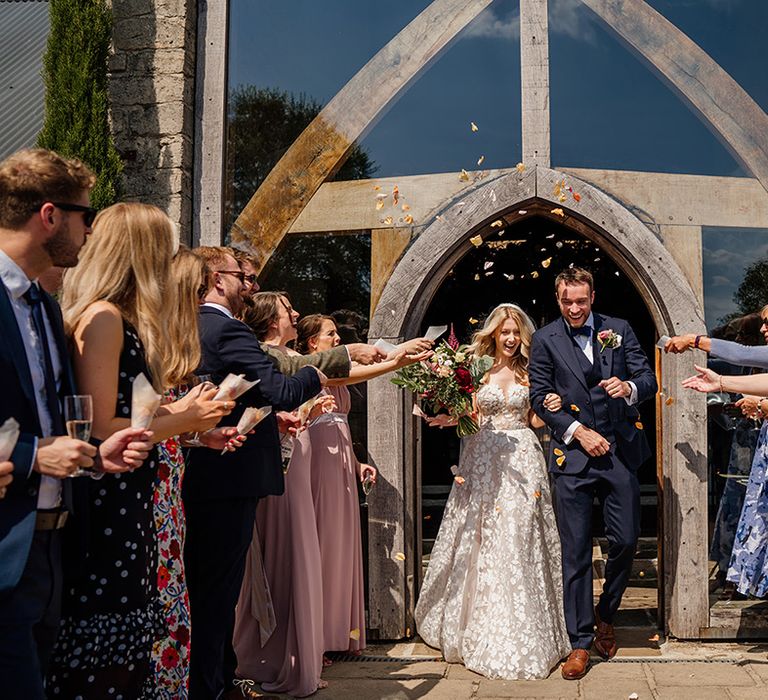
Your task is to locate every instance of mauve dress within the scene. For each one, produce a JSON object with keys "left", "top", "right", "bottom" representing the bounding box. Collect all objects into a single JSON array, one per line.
[
  {"left": 308, "top": 385, "right": 366, "bottom": 652},
  {"left": 233, "top": 428, "right": 324, "bottom": 697}
]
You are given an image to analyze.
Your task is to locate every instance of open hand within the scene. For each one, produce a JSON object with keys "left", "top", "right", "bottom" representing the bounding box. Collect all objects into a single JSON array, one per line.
[{"left": 681, "top": 365, "right": 720, "bottom": 393}]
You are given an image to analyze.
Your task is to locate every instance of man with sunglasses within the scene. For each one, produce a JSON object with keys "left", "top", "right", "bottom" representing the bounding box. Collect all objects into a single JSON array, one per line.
[{"left": 0, "top": 149, "right": 154, "bottom": 698}]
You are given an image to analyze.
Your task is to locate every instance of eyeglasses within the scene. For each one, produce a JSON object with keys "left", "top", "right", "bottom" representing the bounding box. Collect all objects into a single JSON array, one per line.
[
  {"left": 50, "top": 202, "right": 99, "bottom": 227},
  {"left": 216, "top": 270, "right": 246, "bottom": 283},
  {"left": 243, "top": 274, "right": 257, "bottom": 286}
]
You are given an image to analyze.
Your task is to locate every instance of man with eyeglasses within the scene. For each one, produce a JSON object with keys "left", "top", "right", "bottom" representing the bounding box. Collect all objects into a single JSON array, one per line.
[{"left": 0, "top": 149, "right": 154, "bottom": 698}]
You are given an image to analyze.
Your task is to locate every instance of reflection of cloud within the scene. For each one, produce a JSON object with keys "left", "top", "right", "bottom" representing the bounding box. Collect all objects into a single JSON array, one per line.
[
  {"left": 463, "top": 0, "right": 597, "bottom": 43},
  {"left": 712, "top": 275, "right": 731, "bottom": 286},
  {"left": 704, "top": 247, "right": 748, "bottom": 266}
]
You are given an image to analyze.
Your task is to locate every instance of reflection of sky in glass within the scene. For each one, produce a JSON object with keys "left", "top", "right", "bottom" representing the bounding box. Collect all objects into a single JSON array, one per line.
[
  {"left": 549, "top": 1, "right": 746, "bottom": 176},
  {"left": 646, "top": 0, "right": 768, "bottom": 114},
  {"left": 702, "top": 228, "right": 768, "bottom": 329},
  {"left": 228, "top": 1, "right": 763, "bottom": 181}
]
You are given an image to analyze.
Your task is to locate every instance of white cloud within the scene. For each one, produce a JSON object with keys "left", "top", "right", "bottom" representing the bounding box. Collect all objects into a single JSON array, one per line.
[
  {"left": 711, "top": 275, "right": 731, "bottom": 286},
  {"left": 463, "top": 8, "right": 520, "bottom": 41}
]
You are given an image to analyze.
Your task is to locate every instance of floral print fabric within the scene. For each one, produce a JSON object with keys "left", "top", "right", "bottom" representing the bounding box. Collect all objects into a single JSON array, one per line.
[{"left": 415, "top": 383, "right": 570, "bottom": 680}]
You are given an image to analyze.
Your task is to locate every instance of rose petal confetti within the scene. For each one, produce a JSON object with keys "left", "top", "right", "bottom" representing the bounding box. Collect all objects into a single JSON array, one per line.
[
  {"left": 541, "top": 257, "right": 552, "bottom": 268},
  {"left": 349, "top": 628, "right": 361, "bottom": 641},
  {"left": 518, "top": 210, "right": 527, "bottom": 215},
  {"left": 383, "top": 216, "right": 393, "bottom": 225},
  {"left": 477, "top": 155, "right": 485, "bottom": 166},
  {"left": 484, "top": 271, "right": 494, "bottom": 277},
  {"left": 373, "top": 185, "right": 381, "bottom": 191},
  {"left": 556, "top": 455, "right": 566, "bottom": 467},
  {"left": 570, "top": 404, "right": 580, "bottom": 412},
  {"left": 533, "top": 490, "right": 542, "bottom": 499},
  {"left": 553, "top": 448, "right": 564, "bottom": 456},
  {"left": 635, "top": 421, "right": 644, "bottom": 429},
  {"left": 403, "top": 214, "right": 414, "bottom": 224},
  {"left": 402, "top": 203, "right": 411, "bottom": 211},
  {"left": 375, "top": 199, "right": 385, "bottom": 210},
  {"left": 450, "top": 465, "right": 459, "bottom": 475},
  {"left": 470, "top": 234, "right": 483, "bottom": 247},
  {"left": 629, "top": 694, "right": 639, "bottom": 700},
  {"left": 530, "top": 270, "right": 539, "bottom": 279},
  {"left": 470, "top": 121, "right": 479, "bottom": 132},
  {"left": 551, "top": 208, "right": 565, "bottom": 217},
  {"left": 516, "top": 162, "right": 526, "bottom": 173},
  {"left": 469, "top": 317, "right": 479, "bottom": 325},
  {"left": 573, "top": 192, "right": 582, "bottom": 202},
  {"left": 665, "top": 396, "right": 675, "bottom": 406},
  {"left": 648, "top": 634, "right": 660, "bottom": 642},
  {"left": 394, "top": 552, "right": 406, "bottom": 561},
  {"left": 474, "top": 274, "right": 480, "bottom": 281},
  {"left": 484, "top": 261, "right": 494, "bottom": 270},
  {"left": 424, "top": 514, "right": 432, "bottom": 520},
  {"left": 459, "top": 169, "right": 470, "bottom": 182},
  {"left": 454, "top": 475, "right": 466, "bottom": 484},
  {"left": 556, "top": 241, "right": 563, "bottom": 248},
  {"left": 491, "top": 219, "right": 504, "bottom": 228},
  {"left": 503, "top": 273, "right": 515, "bottom": 280},
  {"left": 393, "top": 185, "right": 399, "bottom": 205}
]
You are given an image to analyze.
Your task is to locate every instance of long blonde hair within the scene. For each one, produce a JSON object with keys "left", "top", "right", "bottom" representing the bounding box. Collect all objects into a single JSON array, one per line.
[
  {"left": 61, "top": 202, "right": 176, "bottom": 390},
  {"left": 467, "top": 303, "right": 536, "bottom": 378},
  {"left": 164, "top": 247, "right": 204, "bottom": 386}
]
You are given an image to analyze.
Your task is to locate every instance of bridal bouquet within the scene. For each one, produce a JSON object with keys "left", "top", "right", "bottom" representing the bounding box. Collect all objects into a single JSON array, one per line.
[{"left": 392, "top": 341, "right": 493, "bottom": 437}]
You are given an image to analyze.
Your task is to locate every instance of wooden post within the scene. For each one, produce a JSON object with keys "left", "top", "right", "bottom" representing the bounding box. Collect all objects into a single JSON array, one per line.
[
  {"left": 370, "top": 228, "right": 412, "bottom": 318},
  {"left": 660, "top": 225, "right": 704, "bottom": 306},
  {"left": 519, "top": 0, "right": 550, "bottom": 167},
  {"left": 193, "top": 0, "right": 229, "bottom": 246}
]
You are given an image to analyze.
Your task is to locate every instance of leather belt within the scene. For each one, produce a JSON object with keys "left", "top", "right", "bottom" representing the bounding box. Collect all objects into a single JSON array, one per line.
[{"left": 35, "top": 509, "right": 69, "bottom": 531}]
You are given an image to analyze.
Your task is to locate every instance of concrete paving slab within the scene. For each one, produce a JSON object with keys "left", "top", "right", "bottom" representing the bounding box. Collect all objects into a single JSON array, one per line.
[
  {"left": 579, "top": 679, "right": 653, "bottom": 698},
  {"left": 648, "top": 662, "right": 757, "bottom": 687},
  {"left": 476, "top": 677, "right": 580, "bottom": 698},
  {"left": 444, "top": 662, "right": 486, "bottom": 680},
  {"left": 654, "top": 686, "right": 741, "bottom": 700},
  {"left": 322, "top": 660, "right": 447, "bottom": 680},
  {"left": 746, "top": 660, "right": 768, "bottom": 681},
  {"left": 727, "top": 689, "right": 768, "bottom": 700},
  {"left": 316, "top": 678, "right": 476, "bottom": 699},
  {"left": 581, "top": 661, "right": 648, "bottom": 680}
]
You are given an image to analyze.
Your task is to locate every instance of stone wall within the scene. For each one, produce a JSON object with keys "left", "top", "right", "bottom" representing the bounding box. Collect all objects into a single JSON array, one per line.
[{"left": 108, "top": 0, "right": 197, "bottom": 242}]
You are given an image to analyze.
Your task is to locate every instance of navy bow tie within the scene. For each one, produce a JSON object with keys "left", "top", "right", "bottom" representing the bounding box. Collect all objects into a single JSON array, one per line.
[{"left": 570, "top": 325, "right": 593, "bottom": 338}]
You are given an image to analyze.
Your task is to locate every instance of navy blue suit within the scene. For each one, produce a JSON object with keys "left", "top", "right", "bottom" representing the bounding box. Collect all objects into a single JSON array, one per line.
[
  {"left": 529, "top": 314, "right": 656, "bottom": 649},
  {"left": 0, "top": 282, "right": 75, "bottom": 698},
  {"left": 183, "top": 306, "right": 321, "bottom": 699}
]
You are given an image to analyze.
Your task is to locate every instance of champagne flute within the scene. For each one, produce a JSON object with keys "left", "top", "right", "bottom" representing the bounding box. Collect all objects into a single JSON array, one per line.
[
  {"left": 361, "top": 473, "right": 375, "bottom": 507},
  {"left": 65, "top": 395, "right": 93, "bottom": 477},
  {"left": 185, "top": 374, "right": 213, "bottom": 447}
]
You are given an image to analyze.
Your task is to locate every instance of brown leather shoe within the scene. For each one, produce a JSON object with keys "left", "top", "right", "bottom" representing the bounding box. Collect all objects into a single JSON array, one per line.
[
  {"left": 561, "top": 649, "right": 590, "bottom": 680},
  {"left": 594, "top": 606, "right": 618, "bottom": 659}
]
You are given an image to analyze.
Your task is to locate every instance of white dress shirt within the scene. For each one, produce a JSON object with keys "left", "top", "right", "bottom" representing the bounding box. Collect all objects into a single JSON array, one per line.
[
  {"left": 0, "top": 249, "right": 62, "bottom": 508},
  {"left": 562, "top": 312, "right": 637, "bottom": 445}
]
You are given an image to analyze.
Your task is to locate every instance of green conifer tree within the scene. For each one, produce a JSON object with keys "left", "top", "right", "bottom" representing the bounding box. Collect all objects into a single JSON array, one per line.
[{"left": 37, "top": 0, "right": 123, "bottom": 208}]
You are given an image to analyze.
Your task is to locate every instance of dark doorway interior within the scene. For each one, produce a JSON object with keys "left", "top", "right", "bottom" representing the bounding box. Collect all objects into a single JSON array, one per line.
[{"left": 418, "top": 214, "right": 659, "bottom": 625}]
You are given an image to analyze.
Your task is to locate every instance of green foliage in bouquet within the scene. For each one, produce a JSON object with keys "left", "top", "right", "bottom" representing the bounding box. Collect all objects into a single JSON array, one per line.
[{"left": 391, "top": 341, "right": 493, "bottom": 437}]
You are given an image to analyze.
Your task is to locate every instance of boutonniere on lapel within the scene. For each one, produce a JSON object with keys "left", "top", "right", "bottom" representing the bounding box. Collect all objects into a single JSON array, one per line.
[{"left": 597, "top": 329, "right": 622, "bottom": 352}]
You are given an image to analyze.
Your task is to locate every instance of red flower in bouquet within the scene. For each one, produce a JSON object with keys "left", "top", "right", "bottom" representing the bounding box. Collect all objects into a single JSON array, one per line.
[
  {"left": 161, "top": 646, "right": 180, "bottom": 668},
  {"left": 158, "top": 565, "right": 171, "bottom": 590},
  {"left": 454, "top": 367, "right": 473, "bottom": 392},
  {"left": 172, "top": 624, "right": 190, "bottom": 645}
]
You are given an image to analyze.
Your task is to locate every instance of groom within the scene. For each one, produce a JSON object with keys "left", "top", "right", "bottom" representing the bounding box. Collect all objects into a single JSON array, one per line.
[{"left": 529, "top": 267, "right": 656, "bottom": 679}]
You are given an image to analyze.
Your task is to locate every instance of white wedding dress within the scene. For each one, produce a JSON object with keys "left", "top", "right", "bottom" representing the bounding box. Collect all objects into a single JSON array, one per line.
[{"left": 415, "top": 383, "right": 570, "bottom": 679}]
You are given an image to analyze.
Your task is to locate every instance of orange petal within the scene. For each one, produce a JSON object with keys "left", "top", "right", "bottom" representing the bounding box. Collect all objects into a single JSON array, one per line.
[{"left": 635, "top": 421, "right": 644, "bottom": 429}]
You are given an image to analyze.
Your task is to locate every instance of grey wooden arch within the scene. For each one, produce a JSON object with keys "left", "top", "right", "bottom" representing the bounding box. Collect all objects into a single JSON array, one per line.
[
  {"left": 365, "top": 166, "right": 709, "bottom": 639},
  {"left": 231, "top": 0, "right": 768, "bottom": 271}
]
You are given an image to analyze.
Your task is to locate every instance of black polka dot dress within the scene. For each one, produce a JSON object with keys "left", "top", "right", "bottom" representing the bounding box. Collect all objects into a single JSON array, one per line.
[{"left": 48, "top": 322, "right": 165, "bottom": 699}]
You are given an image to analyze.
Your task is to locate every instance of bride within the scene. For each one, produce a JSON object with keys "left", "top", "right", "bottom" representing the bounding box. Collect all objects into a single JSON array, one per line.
[{"left": 415, "top": 303, "right": 570, "bottom": 679}]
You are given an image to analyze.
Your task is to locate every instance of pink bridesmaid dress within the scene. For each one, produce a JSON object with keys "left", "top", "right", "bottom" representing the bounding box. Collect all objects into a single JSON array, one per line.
[
  {"left": 308, "top": 385, "right": 367, "bottom": 652},
  {"left": 233, "top": 429, "right": 325, "bottom": 697}
]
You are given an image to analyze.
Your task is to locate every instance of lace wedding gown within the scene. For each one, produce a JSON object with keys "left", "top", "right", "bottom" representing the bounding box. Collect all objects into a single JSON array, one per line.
[{"left": 415, "top": 383, "right": 570, "bottom": 679}]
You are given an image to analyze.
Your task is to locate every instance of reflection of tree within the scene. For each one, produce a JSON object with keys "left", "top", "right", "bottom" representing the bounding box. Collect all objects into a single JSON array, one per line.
[
  {"left": 734, "top": 258, "right": 768, "bottom": 315},
  {"left": 225, "top": 86, "right": 376, "bottom": 229},
  {"left": 261, "top": 233, "right": 371, "bottom": 321}
]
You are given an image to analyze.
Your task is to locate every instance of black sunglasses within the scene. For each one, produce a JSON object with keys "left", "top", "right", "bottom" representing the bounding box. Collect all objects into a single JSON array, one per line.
[
  {"left": 48, "top": 202, "right": 99, "bottom": 227},
  {"left": 243, "top": 274, "right": 257, "bottom": 285},
  {"left": 216, "top": 269, "right": 246, "bottom": 283}
]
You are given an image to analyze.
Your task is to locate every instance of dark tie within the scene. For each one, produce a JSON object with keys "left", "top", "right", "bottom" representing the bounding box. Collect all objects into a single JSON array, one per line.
[
  {"left": 23, "top": 283, "right": 64, "bottom": 435},
  {"left": 570, "top": 325, "right": 592, "bottom": 338}
]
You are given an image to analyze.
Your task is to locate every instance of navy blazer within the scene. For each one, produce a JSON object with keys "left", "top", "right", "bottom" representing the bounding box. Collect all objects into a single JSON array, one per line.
[
  {"left": 182, "top": 306, "right": 322, "bottom": 502},
  {"left": 528, "top": 314, "right": 657, "bottom": 475},
  {"left": 0, "top": 283, "right": 75, "bottom": 591}
]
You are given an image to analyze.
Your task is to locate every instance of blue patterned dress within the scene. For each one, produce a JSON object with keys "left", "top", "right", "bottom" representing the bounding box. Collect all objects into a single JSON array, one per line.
[{"left": 727, "top": 421, "right": 768, "bottom": 597}]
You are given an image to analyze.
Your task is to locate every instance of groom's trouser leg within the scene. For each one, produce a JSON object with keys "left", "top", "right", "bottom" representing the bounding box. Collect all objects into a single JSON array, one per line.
[
  {"left": 553, "top": 470, "right": 598, "bottom": 649},
  {"left": 596, "top": 458, "right": 641, "bottom": 623}
]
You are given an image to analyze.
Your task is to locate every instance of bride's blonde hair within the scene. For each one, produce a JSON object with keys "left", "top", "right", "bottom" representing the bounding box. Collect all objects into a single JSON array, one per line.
[
  {"left": 467, "top": 304, "right": 536, "bottom": 378},
  {"left": 61, "top": 202, "right": 177, "bottom": 390}
]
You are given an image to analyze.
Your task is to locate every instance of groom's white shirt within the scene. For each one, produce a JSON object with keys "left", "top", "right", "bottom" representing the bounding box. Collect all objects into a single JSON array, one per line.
[{"left": 562, "top": 312, "right": 638, "bottom": 445}]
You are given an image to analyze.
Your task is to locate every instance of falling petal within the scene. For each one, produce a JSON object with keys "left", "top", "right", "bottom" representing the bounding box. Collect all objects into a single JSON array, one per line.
[
  {"left": 474, "top": 274, "right": 480, "bottom": 281},
  {"left": 349, "top": 629, "right": 361, "bottom": 641},
  {"left": 393, "top": 185, "right": 400, "bottom": 205},
  {"left": 484, "top": 261, "right": 494, "bottom": 270},
  {"left": 470, "top": 234, "right": 483, "bottom": 247},
  {"left": 402, "top": 203, "right": 411, "bottom": 211},
  {"left": 450, "top": 465, "right": 459, "bottom": 475},
  {"left": 541, "top": 257, "right": 552, "bottom": 268},
  {"left": 454, "top": 475, "right": 466, "bottom": 484},
  {"left": 394, "top": 552, "right": 406, "bottom": 561},
  {"left": 553, "top": 448, "right": 564, "bottom": 456},
  {"left": 546, "top": 233, "right": 555, "bottom": 238},
  {"left": 470, "top": 121, "right": 479, "bottom": 132},
  {"left": 648, "top": 634, "right": 660, "bottom": 642},
  {"left": 503, "top": 273, "right": 515, "bottom": 280},
  {"left": 594, "top": 257, "right": 601, "bottom": 262},
  {"left": 635, "top": 421, "right": 644, "bottom": 429},
  {"left": 424, "top": 514, "right": 432, "bottom": 521},
  {"left": 459, "top": 169, "right": 470, "bottom": 182},
  {"left": 533, "top": 490, "right": 542, "bottom": 499},
  {"left": 518, "top": 210, "right": 528, "bottom": 215},
  {"left": 485, "top": 271, "right": 494, "bottom": 277},
  {"left": 551, "top": 208, "right": 565, "bottom": 217},
  {"left": 558, "top": 193, "right": 567, "bottom": 203},
  {"left": 665, "top": 396, "right": 675, "bottom": 406},
  {"left": 490, "top": 190, "right": 497, "bottom": 203},
  {"left": 477, "top": 155, "right": 485, "bottom": 166},
  {"left": 373, "top": 185, "right": 381, "bottom": 191},
  {"left": 469, "top": 317, "right": 479, "bottom": 325},
  {"left": 375, "top": 199, "right": 385, "bottom": 210},
  {"left": 491, "top": 219, "right": 504, "bottom": 228},
  {"left": 556, "top": 455, "right": 566, "bottom": 467},
  {"left": 516, "top": 162, "right": 526, "bottom": 173},
  {"left": 556, "top": 241, "right": 564, "bottom": 248},
  {"left": 383, "top": 216, "right": 393, "bottom": 225},
  {"left": 376, "top": 192, "right": 388, "bottom": 199},
  {"left": 615, "top": 271, "right": 620, "bottom": 276},
  {"left": 570, "top": 404, "right": 580, "bottom": 412},
  {"left": 530, "top": 270, "right": 540, "bottom": 279},
  {"left": 573, "top": 192, "right": 582, "bottom": 202},
  {"left": 404, "top": 214, "right": 414, "bottom": 225}
]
